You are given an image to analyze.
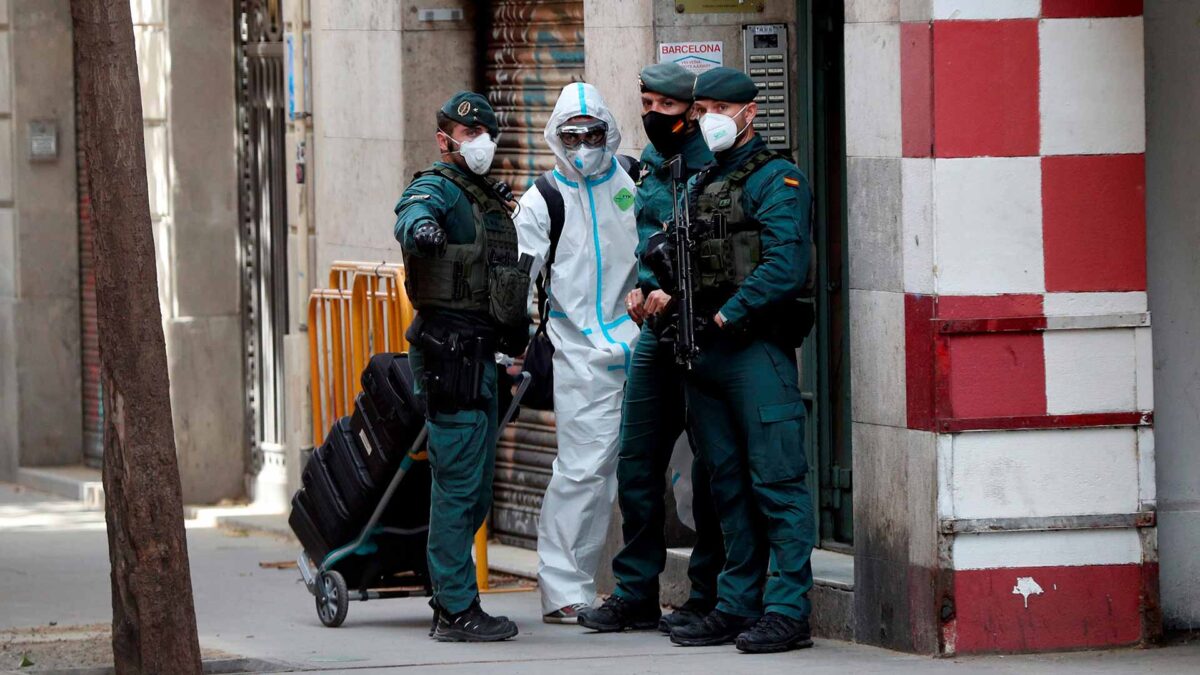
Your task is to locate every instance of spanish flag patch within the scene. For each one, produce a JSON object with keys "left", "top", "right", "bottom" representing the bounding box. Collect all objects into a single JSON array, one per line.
[{"left": 783, "top": 176, "right": 800, "bottom": 188}]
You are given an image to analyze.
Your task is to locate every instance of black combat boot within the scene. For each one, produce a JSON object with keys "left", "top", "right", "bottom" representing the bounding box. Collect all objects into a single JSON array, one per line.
[
  {"left": 658, "top": 599, "right": 714, "bottom": 634},
  {"left": 577, "top": 595, "right": 662, "bottom": 632},
  {"left": 669, "top": 608, "right": 759, "bottom": 647},
  {"left": 734, "top": 612, "right": 813, "bottom": 653},
  {"left": 430, "top": 599, "right": 519, "bottom": 642}
]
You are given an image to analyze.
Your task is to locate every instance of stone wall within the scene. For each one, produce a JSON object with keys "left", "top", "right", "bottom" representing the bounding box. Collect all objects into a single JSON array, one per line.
[
  {"left": 0, "top": 0, "right": 81, "bottom": 478},
  {"left": 310, "top": 0, "right": 476, "bottom": 278},
  {"left": 134, "top": 0, "right": 244, "bottom": 503},
  {"left": 845, "top": 0, "right": 1156, "bottom": 654}
]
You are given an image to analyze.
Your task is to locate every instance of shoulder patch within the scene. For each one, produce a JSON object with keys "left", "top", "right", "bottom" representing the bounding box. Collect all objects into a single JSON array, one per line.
[
  {"left": 406, "top": 193, "right": 432, "bottom": 200},
  {"left": 783, "top": 176, "right": 801, "bottom": 188}
]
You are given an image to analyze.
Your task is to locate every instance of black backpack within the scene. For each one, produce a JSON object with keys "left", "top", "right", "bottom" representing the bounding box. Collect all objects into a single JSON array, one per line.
[{"left": 520, "top": 155, "right": 641, "bottom": 411}]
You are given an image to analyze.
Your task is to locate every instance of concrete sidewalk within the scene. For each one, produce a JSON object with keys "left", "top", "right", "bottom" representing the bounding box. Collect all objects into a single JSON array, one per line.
[{"left": 2, "top": 482, "right": 1197, "bottom": 674}]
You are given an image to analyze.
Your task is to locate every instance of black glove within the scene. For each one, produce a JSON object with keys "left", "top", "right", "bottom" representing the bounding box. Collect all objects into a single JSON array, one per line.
[
  {"left": 498, "top": 317, "right": 532, "bottom": 358},
  {"left": 641, "top": 230, "right": 677, "bottom": 294},
  {"left": 413, "top": 220, "right": 447, "bottom": 256}
]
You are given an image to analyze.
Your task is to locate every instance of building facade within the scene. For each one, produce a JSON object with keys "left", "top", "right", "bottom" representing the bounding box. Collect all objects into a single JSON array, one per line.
[{"left": 0, "top": 0, "right": 1196, "bottom": 654}]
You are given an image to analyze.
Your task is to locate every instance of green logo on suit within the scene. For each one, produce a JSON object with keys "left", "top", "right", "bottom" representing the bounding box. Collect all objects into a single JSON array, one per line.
[{"left": 613, "top": 187, "right": 634, "bottom": 211}]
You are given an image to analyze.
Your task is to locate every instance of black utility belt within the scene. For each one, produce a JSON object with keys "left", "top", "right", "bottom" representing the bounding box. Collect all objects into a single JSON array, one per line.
[{"left": 410, "top": 316, "right": 496, "bottom": 415}]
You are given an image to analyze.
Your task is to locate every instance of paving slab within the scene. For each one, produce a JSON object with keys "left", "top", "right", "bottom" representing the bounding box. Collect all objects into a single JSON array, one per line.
[{"left": 2, "top": 483, "right": 1198, "bottom": 674}]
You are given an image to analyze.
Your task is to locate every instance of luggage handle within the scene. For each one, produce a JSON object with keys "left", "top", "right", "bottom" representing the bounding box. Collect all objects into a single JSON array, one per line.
[{"left": 500, "top": 371, "right": 531, "bottom": 430}]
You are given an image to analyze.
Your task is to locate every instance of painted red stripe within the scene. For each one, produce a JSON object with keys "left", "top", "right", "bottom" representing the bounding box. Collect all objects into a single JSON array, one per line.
[
  {"left": 953, "top": 564, "right": 1144, "bottom": 653},
  {"left": 901, "top": 22, "right": 933, "bottom": 158},
  {"left": 937, "top": 294, "right": 1043, "bottom": 320},
  {"left": 941, "top": 332, "right": 1046, "bottom": 420},
  {"left": 905, "top": 294, "right": 936, "bottom": 431},
  {"left": 1042, "top": 0, "right": 1143, "bottom": 18},
  {"left": 932, "top": 20, "right": 1039, "bottom": 158},
  {"left": 937, "top": 410, "right": 1151, "bottom": 433},
  {"left": 1043, "top": 154, "right": 1147, "bottom": 292}
]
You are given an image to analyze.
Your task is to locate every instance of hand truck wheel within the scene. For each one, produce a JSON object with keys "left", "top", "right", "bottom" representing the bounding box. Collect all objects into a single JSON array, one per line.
[{"left": 316, "top": 569, "right": 349, "bottom": 627}]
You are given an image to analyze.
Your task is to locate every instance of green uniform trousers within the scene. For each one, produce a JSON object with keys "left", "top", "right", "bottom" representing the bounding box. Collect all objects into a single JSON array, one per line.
[
  {"left": 611, "top": 326, "right": 725, "bottom": 606},
  {"left": 409, "top": 345, "right": 498, "bottom": 615},
  {"left": 685, "top": 335, "right": 815, "bottom": 621}
]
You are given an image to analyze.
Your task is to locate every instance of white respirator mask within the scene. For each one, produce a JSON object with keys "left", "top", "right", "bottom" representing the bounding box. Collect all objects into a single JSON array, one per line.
[
  {"left": 443, "top": 131, "right": 496, "bottom": 175},
  {"left": 566, "top": 146, "right": 611, "bottom": 177},
  {"left": 699, "top": 104, "right": 750, "bottom": 153}
]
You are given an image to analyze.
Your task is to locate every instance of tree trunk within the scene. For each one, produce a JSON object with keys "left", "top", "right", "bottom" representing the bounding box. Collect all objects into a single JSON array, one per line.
[{"left": 71, "top": 1, "right": 203, "bottom": 672}]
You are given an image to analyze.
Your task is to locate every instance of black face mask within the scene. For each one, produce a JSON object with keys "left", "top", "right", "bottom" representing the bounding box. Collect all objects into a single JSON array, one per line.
[{"left": 642, "top": 110, "right": 690, "bottom": 157}]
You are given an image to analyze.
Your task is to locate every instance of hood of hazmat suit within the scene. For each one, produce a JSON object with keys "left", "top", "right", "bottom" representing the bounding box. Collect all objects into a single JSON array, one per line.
[{"left": 513, "top": 82, "right": 641, "bottom": 613}]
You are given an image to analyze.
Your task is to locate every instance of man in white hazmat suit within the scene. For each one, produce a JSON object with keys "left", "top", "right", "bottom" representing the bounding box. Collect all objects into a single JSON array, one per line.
[{"left": 514, "top": 82, "right": 640, "bottom": 623}]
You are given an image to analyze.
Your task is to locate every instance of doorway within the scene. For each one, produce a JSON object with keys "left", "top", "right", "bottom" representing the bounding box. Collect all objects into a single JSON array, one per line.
[{"left": 236, "top": 0, "right": 290, "bottom": 477}]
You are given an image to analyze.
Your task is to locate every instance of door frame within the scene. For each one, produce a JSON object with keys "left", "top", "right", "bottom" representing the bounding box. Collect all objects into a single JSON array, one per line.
[{"left": 795, "top": 0, "right": 852, "bottom": 547}]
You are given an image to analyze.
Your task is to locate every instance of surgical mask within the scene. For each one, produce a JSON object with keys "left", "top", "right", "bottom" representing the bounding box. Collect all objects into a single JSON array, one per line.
[
  {"left": 567, "top": 145, "right": 611, "bottom": 177},
  {"left": 442, "top": 131, "right": 496, "bottom": 175},
  {"left": 642, "top": 110, "right": 689, "bottom": 157},
  {"left": 699, "top": 105, "right": 749, "bottom": 153}
]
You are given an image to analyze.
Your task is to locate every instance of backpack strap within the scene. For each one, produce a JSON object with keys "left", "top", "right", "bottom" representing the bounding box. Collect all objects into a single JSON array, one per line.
[
  {"left": 616, "top": 154, "right": 642, "bottom": 182},
  {"left": 532, "top": 171, "right": 566, "bottom": 330}
]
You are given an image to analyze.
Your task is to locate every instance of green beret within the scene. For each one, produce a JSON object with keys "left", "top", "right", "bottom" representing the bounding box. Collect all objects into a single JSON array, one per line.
[
  {"left": 440, "top": 91, "right": 498, "bottom": 137},
  {"left": 639, "top": 62, "right": 696, "bottom": 102},
  {"left": 693, "top": 67, "right": 759, "bottom": 103}
]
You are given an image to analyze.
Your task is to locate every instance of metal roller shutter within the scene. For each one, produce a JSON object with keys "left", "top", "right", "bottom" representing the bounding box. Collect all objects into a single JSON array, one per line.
[
  {"left": 493, "top": 408, "right": 556, "bottom": 548},
  {"left": 486, "top": 0, "right": 583, "bottom": 193},
  {"left": 486, "top": 0, "right": 583, "bottom": 548}
]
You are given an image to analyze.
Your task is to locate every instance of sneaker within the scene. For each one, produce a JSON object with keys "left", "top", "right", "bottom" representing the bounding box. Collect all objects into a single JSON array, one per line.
[
  {"left": 669, "top": 608, "right": 759, "bottom": 647},
  {"left": 735, "top": 612, "right": 814, "bottom": 654},
  {"left": 578, "top": 595, "right": 662, "bottom": 633},
  {"left": 431, "top": 600, "right": 519, "bottom": 642},
  {"left": 658, "top": 600, "right": 713, "bottom": 634},
  {"left": 429, "top": 601, "right": 509, "bottom": 636},
  {"left": 543, "top": 603, "right": 591, "bottom": 624}
]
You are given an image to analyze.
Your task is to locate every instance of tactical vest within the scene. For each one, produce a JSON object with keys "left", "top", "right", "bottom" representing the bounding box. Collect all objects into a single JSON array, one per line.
[
  {"left": 402, "top": 166, "right": 529, "bottom": 328},
  {"left": 690, "top": 148, "right": 786, "bottom": 294}
]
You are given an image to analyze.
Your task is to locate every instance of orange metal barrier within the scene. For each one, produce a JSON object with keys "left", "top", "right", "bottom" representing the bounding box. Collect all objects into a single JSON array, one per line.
[{"left": 308, "top": 262, "right": 415, "bottom": 446}]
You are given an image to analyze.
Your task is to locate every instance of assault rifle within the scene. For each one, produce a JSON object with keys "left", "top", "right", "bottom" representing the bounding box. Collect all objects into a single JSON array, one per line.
[{"left": 643, "top": 154, "right": 700, "bottom": 369}]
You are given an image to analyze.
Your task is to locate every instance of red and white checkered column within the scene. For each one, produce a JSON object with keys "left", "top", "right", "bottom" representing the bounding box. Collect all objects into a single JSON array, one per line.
[{"left": 895, "top": 0, "right": 1156, "bottom": 653}]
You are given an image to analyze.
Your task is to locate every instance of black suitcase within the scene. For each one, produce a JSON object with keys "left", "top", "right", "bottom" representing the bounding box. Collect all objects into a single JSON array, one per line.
[
  {"left": 314, "top": 416, "right": 376, "bottom": 520},
  {"left": 353, "top": 353, "right": 425, "bottom": 483},
  {"left": 289, "top": 489, "right": 331, "bottom": 563},
  {"left": 381, "top": 453, "right": 433, "bottom": 532},
  {"left": 350, "top": 392, "right": 396, "bottom": 485},
  {"left": 301, "top": 444, "right": 356, "bottom": 546}
]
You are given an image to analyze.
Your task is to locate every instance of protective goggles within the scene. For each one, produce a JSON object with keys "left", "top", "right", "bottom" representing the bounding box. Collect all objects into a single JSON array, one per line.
[{"left": 556, "top": 120, "right": 608, "bottom": 149}]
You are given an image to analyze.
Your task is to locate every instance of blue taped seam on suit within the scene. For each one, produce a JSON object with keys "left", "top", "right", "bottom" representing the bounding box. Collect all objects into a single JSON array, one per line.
[
  {"left": 553, "top": 170, "right": 578, "bottom": 188},
  {"left": 603, "top": 315, "right": 631, "bottom": 331},
  {"left": 583, "top": 177, "right": 632, "bottom": 373}
]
